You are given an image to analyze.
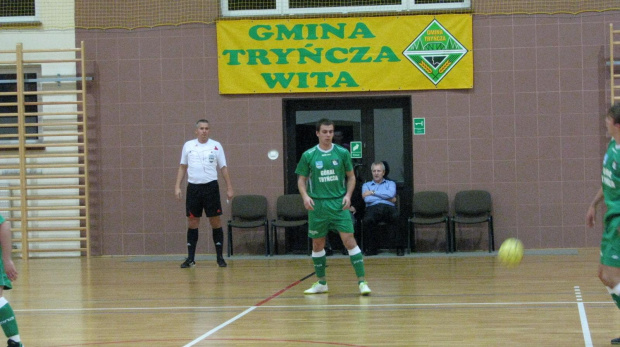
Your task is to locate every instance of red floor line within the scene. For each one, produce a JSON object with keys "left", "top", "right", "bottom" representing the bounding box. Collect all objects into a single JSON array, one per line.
[
  {"left": 255, "top": 280, "right": 302, "bottom": 306},
  {"left": 255, "top": 271, "right": 315, "bottom": 307}
]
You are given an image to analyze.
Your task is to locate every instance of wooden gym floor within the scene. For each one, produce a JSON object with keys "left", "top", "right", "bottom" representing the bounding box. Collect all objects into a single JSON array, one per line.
[{"left": 6, "top": 248, "right": 616, "bottom": 346}]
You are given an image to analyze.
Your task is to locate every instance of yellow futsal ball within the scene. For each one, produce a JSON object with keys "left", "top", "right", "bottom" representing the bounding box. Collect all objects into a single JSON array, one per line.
[{"left": 498, "top": 238, "right": 524, "bottom": 267}]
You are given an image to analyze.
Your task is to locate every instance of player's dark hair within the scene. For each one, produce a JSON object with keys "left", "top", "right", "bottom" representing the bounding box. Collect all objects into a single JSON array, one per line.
[
  {"left": 195, "top": 119, "right": 209, "bottom": 127},
  {"left": 316, "top": 118, "right": 334, "bottom": 131},
  {"left": 610, "top": 103, "right": 620, "bottom": 124}
]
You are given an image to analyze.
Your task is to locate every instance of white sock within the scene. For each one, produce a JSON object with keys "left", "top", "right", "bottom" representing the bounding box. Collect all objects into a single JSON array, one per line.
[
  {"left": 348, "top": 246, "right": 361, "bottom": 256},
  {"left": 611, "top": 283, "right": 620, "bottom": 296},
  {"left": 312, "top": 249, "right": 326, "bottom": 258}
]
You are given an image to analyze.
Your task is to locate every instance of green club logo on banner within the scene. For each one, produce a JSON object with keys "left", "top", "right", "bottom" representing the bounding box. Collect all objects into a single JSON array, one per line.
[{"left": 403, "top": 19, "right": 468, "bottom": 85}]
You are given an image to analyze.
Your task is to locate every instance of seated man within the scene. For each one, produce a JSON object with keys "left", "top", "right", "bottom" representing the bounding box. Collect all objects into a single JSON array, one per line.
[{"left": 362, "top": 161, "right": 402, "bottom": 256}]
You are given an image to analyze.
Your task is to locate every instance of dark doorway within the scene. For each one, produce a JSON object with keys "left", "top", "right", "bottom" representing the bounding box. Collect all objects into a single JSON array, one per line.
[{"left": 283, "top": 96, "right": 413, "bottom": 252}]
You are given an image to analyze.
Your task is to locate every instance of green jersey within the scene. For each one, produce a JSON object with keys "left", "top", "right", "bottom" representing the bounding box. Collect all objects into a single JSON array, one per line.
[
  {"left": 295, "top": 144, "right": 353, "bottom": 199},
  {"left": 0, "top": 214, "right": 11, "bottom": 289},
  {"left": 603, "top": 139, "right": 620, "bottom": 224}
]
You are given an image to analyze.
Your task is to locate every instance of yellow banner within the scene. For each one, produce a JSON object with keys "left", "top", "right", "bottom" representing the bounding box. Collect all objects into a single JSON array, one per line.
[{"left": 217, "top": 15, "right": 472, "bottom": 94}]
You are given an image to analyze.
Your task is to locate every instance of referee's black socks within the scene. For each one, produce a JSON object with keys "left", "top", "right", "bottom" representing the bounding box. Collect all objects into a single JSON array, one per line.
[
  {"left": 187, "top": 228, "right": 199, "bottom": 261},
  {"left": 213, "top": 227, "right": 224, "bottom": 258}
]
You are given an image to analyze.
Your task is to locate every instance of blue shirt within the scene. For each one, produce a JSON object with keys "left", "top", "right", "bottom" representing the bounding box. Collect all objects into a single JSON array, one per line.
[{"left": 362, "top": 179, "right": 396, "bottom": 207}]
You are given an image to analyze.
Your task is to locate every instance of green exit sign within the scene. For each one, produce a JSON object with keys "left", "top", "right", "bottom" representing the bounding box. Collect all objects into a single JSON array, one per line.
[
  {"left": 350, "top": 141, "right": 362, "bottom": 158},
  {"left": 413, "top": 118, "right": 425, "bottom": 135}
]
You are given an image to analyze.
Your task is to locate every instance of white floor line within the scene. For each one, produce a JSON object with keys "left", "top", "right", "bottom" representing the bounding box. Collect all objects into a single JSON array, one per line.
[
  {"left": 13, "top": 300, "right": 616, "bottom": 313},
  {"left": 183, "top": 306, "right": 256, "bottom": 347},
  {"left": 575, "top": 286, "right": 593, "bottom": 347}
]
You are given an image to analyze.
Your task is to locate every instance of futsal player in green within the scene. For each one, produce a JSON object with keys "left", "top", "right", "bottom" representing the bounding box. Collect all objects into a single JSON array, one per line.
[
  {"left": 587, "top": 103, "right": 620, "bottom": 345},
  {"left": 0, "top": 216, "right": 23, "bottom": 347},
  {"left": 296, "top": 118, "right": 371, "bottom": 295}
]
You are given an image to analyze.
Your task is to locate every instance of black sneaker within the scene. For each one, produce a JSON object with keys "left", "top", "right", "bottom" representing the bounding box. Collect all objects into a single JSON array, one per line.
[
  {"left": 180, "top": 258, "right": 195, "bottom": 268},
  {"left": 7, "top": 339, "right": 22, "bottom": 347},
  {"left": 396, "top": 248, "right": 405, "bottom": 256},
  {"left": 217, "top": 257, "right": 227, "bottom": 267},
  {"left": 612, "top": 337, "right": 620, "bottom": 345}
]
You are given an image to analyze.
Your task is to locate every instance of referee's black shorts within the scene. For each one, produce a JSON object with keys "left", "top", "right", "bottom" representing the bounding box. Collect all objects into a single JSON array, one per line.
[{"left": 186, "top": 181, "right": 222, "bottom": 218}]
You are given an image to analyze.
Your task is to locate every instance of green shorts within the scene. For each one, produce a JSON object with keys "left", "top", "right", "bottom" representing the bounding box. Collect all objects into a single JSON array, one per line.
[
  {"left": 0, "top": 257, "right": 12, "bottom": 290},
  {"left": 601, "top": 218, "right": 620, "bottom": 267},
  {"left": 308, "top": 198, "right": 354, "bottom": 238}
]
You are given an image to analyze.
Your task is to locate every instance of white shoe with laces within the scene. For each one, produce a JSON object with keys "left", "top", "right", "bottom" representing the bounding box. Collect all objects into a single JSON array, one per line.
[
  {"left": 359, "top": 281, "right": 371, "bottom": 295},
  {"left": 304, "top": 281, "right": 328, "bottom": 294}
]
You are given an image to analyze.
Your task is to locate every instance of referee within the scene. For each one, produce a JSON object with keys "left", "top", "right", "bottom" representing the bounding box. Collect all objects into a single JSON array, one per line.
[{"left": 175, "top": 119, "right": 234, "bottom": 268}]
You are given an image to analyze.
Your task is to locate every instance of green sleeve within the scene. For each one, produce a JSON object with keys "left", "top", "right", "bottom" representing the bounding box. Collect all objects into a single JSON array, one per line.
[{"left": 295, "top": 151, "right": 310, "bottom": 177}]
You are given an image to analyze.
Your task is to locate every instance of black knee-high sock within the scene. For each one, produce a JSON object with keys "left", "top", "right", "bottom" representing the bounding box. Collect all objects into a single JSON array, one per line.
[
  {"left": 187, "top": 228, "right": 198, "bottom": 261},
  {"left": 213, "top": 227, "right": 224, "bottom": 258}
]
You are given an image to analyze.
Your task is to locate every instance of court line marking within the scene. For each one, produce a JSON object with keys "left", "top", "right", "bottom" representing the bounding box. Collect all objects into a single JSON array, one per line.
[
  {"left": 13, "top": 300, "right": 616, "bottom": 313},
  {"left": 574, "top": 286, "right": 593, "bottom": 347},
  {"left": 183, "top": 271, "right": 315, "bottom": 347},
  {"left": 183, "top": 306, "right": 256, "bottom": 347},
  {"left": 181, "top": 285, "right": 595, "bottom": 346}
]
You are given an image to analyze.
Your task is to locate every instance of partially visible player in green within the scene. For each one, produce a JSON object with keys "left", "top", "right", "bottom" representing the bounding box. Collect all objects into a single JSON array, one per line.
[
  {"left": 0, "top": 216, "right": 23, "bottom": 347},
  {"left": 587, "top": 103, "right": 620, "bottom": 345},
  {"left": 296, "top": 118, "right": 371, "bottom": 295}
]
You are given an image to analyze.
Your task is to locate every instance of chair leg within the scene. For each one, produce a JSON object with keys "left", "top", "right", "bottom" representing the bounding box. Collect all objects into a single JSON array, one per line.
[
  {"left": 451, "top": 220, "right": 456, "bottom": 252},
  {"left": 272, "top": 226, "right": 278, "bottom": 255},
  {"left": 410, "top": 222, "right": 416, "bottom": 253},
  {"left": 445, "top": 219, "right": 451, "bottom": 253},
  {"left": 264, "top": 223, "right": 270, "bottom": 257},
  {"left": 488, "top": 217, "right": 495, "bottom": 252},
  {"left": 406, "top": 219, "right": 411, "bottom": 254},
  {"left": 269, "top": 224, "right": 273, "bottom": 256},
  {"left": 227, "top": 225, "right": 233, "bottom": 257}
]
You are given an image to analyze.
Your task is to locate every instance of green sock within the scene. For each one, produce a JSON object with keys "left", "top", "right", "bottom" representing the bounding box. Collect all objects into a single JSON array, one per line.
[
  {"left": 312, "top": 255, "right": 327, "bottom": 280},
  {"left": 349, "top": 252, "right": 365, "bottom": 279},
  {"left": 612, "top": 294, "right": 620, "bottom": 309},
  {"left": 0, "top": 299, "right": 19, "bottom": 339}
]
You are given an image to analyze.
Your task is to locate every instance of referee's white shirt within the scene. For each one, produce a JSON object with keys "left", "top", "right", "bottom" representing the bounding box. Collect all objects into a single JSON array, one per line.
[{"left": 180, "top": 138, "right": 227, "bottom": 184}]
